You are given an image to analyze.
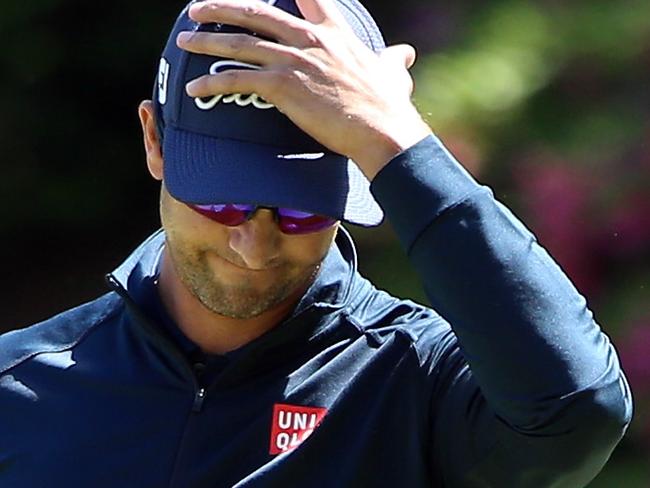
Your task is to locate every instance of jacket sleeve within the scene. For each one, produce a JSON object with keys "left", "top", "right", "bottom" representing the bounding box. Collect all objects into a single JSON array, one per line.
[{"left": 369, "top": 135, "right": 634, "bottom": 487}]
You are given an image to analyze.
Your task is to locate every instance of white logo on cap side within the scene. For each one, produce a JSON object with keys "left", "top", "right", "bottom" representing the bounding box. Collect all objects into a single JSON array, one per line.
[
  {"left": 194, "top": 60, "right": 275, "bottom": 110},
  {"left": 277, "top": 153, "right": 325, "bottom": 160},
  {"left": 158, "top": 58, "right": 170, "bottom": 105}
]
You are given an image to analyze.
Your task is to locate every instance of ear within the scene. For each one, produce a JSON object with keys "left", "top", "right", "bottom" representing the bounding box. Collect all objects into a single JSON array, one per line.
[{"left": 138, "top": 100, "right": 164, "bottom": 181}]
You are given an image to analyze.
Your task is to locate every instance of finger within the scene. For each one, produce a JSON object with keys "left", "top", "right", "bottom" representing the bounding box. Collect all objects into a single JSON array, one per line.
[
  {"left": 186, "top": 69, "right": 281, "bottom": 101},
  {"left": 295, "top": 0, "right": 348, "bottom": 28},
  {"left": 177, "top": 31, "right": 304, "bottom": 66},
  {"left": 189, "top": 0, "right": 315, "bottom": 47},
  {"left": 380, "top": 44, "right": 417, "bottom": 70}
]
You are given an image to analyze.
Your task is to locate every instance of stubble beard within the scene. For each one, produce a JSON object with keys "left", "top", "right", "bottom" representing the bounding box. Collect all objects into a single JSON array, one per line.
[{"left": 168, "top": 245, "right": 321, "bottom": 319}]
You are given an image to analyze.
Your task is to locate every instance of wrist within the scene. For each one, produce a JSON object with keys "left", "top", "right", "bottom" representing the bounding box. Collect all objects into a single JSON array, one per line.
[{"left": 352, "top": 116, "right": 432, "bottom": 181}]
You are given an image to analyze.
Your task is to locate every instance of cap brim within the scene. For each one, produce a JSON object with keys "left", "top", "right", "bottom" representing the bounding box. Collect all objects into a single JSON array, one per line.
[{"left": 163, "top": 127, "right": 383, "bottom": 226}]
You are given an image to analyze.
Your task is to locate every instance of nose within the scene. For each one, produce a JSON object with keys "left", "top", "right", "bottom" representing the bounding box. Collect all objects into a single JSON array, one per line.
[{"left": 227, "top": 209, "right": 282, "bottom": 269}]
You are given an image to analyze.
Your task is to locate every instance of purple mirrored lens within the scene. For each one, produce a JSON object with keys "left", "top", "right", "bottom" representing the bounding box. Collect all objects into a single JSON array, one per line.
[
  {"left": 193, "top": 204, "right": 254, "bottom": 212},
  {"left": 188, "top": 204, "right": 335, "bottom": 234},
  {"left": 277, "top": 208, "right": 336, "bottom": 234},
  {"left": 190, "top": 203, "right": 254, "bottom": 226},
  {"left": 277, "top": 209, "right": 316, "bottom": 219}
]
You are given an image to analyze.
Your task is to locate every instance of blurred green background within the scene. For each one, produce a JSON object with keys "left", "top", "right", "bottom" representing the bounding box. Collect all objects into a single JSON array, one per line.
[{"left": 2, "top": 0, "right": 648, "bottom": 485}]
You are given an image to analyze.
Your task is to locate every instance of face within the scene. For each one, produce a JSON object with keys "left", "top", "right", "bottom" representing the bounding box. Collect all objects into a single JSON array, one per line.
[{"left": 159, "top": 186, "right": 339, "bottom": 319}]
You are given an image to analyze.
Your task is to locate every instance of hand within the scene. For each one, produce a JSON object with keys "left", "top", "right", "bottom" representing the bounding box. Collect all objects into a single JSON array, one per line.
[{"left": 177, "top": 0, "right": 432, "bottom": 180}]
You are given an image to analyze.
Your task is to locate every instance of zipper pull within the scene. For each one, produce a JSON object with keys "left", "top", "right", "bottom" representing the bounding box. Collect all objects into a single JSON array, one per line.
[{"left": 193, "top": 387, "right": 207, "bottom": 412}]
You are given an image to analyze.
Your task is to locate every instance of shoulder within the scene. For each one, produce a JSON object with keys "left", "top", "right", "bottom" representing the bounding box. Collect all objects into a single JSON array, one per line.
[
  {"left": 346, "top": 285, "right": 457, "bottom": 367},
  {"left": 0, "top": 292, "right": 124, "bottom": 374}
]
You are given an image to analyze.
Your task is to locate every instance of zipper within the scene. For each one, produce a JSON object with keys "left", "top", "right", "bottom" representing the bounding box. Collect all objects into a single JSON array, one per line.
[
  {"left": 105, "top": 273, "right": 209, "bottom": 414},
  {"left": 192, "top": 387, "right": 207, "bottom": 412},
  {"left": 192, "top": 361, "right": 207, "bottom": 413}
]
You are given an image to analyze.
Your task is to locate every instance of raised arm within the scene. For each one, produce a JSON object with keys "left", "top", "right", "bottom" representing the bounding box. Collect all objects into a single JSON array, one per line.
[{"left": 371, "top": 135, "right": 633, "bottom": 486}]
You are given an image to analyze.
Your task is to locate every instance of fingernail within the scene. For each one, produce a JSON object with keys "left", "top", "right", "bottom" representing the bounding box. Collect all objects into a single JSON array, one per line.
[
  {"left": 177, "top": 31, "right": 191, "bottom": 45},
  {"left": 186, "top": 80, "right": 200, "bottom": 96},
  {"left": 188, "top": 2, "right": 206, "bottom": 17}
]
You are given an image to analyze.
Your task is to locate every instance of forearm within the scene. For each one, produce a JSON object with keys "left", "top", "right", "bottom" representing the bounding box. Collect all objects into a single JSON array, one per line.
[{"left": 370, "top": 134, "right": 632, "bottom": 430}]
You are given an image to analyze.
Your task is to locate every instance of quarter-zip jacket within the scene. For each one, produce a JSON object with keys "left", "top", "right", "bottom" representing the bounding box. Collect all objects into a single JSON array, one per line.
[{"left": 0, "top": 135, "right": 632, "bottom": 487}]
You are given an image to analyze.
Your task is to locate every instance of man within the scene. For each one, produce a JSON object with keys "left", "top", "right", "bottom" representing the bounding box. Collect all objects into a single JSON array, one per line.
[{"left": 0, "top": 0, "right": 632, "bottom": 486}]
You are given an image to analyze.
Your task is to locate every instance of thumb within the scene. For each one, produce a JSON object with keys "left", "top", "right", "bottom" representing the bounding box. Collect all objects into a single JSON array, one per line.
[{"left": 380, "top": 44, "right": 417, "bottom": 70}]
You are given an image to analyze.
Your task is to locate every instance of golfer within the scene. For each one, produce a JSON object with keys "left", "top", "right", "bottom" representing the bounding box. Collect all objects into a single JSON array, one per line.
[{"left": 0, "top": 0, "right": 632, "bottom": 486}]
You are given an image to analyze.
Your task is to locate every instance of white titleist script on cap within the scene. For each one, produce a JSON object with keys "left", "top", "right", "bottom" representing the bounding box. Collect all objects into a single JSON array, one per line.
[{"left": 194, "top": 60, "right": 275, "bottom": 111}]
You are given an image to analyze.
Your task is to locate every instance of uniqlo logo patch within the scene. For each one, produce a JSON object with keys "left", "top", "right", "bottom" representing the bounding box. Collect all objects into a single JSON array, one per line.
[{"left": 269, "top": 403, "right": 328, "bottom": 455}]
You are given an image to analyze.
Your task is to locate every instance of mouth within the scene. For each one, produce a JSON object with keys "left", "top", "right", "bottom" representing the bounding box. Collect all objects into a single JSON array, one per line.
[{"left": 210, "top": 251, "right": 280, "bottom": 274}]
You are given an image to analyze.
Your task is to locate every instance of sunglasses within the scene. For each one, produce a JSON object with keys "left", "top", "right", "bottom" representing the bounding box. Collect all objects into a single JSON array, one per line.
[{"left": 187, "top": 203, "right": 337, "bottom": 235}]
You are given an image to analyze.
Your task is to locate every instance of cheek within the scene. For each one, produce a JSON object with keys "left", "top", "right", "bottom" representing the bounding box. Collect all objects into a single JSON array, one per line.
[{"left": 285, "top": 227, "right": 338, "bottom": 266}]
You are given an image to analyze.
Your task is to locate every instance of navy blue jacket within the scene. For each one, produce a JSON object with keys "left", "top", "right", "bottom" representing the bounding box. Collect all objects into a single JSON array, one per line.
[{"left": 0, "top": 136, "right": 632, "bottom": 487}]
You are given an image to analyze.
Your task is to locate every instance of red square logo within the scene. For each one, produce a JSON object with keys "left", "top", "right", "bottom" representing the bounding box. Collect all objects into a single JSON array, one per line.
[{"left": 269, "top": 403, "right": 328, "bottom": 455}]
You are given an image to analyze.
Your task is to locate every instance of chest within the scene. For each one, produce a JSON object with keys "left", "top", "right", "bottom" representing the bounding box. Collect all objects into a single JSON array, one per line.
[{"left": 0, "top": 334, "right": 435, "bottom": 487}]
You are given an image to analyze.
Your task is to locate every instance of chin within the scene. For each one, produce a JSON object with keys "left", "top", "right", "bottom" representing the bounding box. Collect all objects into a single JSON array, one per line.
[
  {"left": 190, "top": 275, "right": 296, "bottom": 318},
  {"left": 200, "top": 293, "right": 286, "bottom": 319}
]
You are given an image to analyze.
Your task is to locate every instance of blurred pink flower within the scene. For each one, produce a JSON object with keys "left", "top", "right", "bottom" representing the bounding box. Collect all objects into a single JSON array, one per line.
[{"left": 514, "top": 158, "right": 603, "bottom": 296}]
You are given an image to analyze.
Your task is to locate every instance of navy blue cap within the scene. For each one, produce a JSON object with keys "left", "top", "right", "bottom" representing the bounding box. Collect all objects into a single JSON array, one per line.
[{"left": 153, "top": 0, "right": 385, "bottom": 226}]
